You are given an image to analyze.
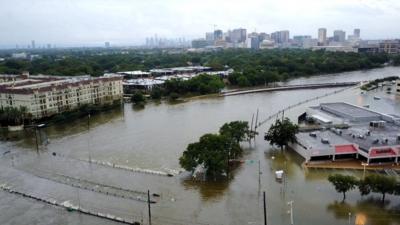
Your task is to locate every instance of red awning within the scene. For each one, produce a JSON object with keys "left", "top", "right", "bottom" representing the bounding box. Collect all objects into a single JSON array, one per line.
[{"left": 335, "top": 145, "right": 358, "bottom": 154}]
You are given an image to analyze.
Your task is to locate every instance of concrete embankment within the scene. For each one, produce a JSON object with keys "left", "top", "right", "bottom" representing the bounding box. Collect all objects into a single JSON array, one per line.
[{"left": 221, "top": 82, "right": 359, "bottom": 96}]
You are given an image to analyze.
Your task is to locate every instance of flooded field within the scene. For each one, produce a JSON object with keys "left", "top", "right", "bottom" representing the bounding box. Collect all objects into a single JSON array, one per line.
[{"left": 1, "top": 66, "right": 400, "bottom": 225}]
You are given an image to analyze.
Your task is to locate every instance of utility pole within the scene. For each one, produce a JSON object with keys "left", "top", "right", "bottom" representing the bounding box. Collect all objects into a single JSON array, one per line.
[
  {"left": 255, "top": 108, "right": 259, "bottom": 133},
  {"left": 88, "top": 113, "right": 91, "bottom": 163},
  {"left": 263, "top": 191, "right": 267, "bottom": 225},
  {"left": 258, "top": 160, "right": 261, "bottom": 185},
  {"left": 147, "top": 190, "right": 152, "bottom": 225},
  {"left": 34, "top": 127, "right": 39, "bottom": 154}
]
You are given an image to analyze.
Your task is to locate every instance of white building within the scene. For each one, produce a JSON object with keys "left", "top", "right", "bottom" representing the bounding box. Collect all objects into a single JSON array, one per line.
[{"left": 0, "top": 74, "right": 123, "bottom": 119}]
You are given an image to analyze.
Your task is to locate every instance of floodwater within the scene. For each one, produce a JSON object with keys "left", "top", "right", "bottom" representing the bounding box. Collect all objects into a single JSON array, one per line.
[{"left": 1, "top": 66, "right": 400, "bottom": 225}]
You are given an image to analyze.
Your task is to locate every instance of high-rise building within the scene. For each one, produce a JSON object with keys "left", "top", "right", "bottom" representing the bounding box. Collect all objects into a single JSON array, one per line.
[
  {"left": 230, "top": 28, "right": 247, "bottom": 43},
  {"left": 271, "top": 30, "right": 289, "bottom": 44},
  {"left": 31, "top": 40, "right": 36, "bottom": 49},
  {"left": 354, "top": 29, "right": 360, "bottom": 38},
  {"left": 293, "top": 35, "right": 312, "bottom": 47},
  {"left": 214, "top": 30, "right": 223, "bottom": 41},
  {"left": 333, "top": 30, "right": 346, "bottom": 42},
  {"left": 105, "top": 42, "right": 110, "bottom": 48},
  {"left": 247, "top": 33, "right": 261, "bottom": 50},
  {"left": 318, "top": 28, "right": 327, "bottom": 45}
]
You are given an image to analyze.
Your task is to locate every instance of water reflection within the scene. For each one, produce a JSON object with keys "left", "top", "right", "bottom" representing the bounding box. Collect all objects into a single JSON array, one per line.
[
  {"left": 265, "top": 149, "right": 303, "bottom": 179},
  {"left": 181, "top": 164, "right": 242, "bottom": 201}
]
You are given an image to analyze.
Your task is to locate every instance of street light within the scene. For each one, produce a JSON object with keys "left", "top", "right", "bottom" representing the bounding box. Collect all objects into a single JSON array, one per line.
[
  {"left": 361, "top": 162, "right": 368, "bottom": 179},
  {"left": 348, "top": 212, "right": 352, "bottom": 225},
  {"left": 287, "top": 200, "right": 294, "bottom": 225}
]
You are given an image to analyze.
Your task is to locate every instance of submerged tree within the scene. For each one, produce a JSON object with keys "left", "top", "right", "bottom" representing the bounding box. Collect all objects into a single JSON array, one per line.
[
  {"left": 219, "top": 121, "right": 250, "bottom": 143},
  {"left": 179, "top": 120, "right": 250, "bottom": 178},
  {"left": 264, "top": 117, "right": 298, "bottom": 150},
  {"left": 364, "top": 174, "right": 397, "bottom": 203},
  {"left": 328, "top": 174, "right": 358, "bottom": 201}
]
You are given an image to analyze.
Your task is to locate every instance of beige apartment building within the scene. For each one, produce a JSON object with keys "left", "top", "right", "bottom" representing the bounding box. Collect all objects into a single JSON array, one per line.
[{"left": 0, "top": 74, "right": 123, "bottom": 119}]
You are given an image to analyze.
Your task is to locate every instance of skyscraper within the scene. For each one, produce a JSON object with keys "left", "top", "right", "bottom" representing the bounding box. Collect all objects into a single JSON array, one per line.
[
  {"left": 213, "top": 30, "right": 223, "bottom": 41},
  {"left": 354, "top": 29, "right": 360, "bottom": 38},
  {"left": 105, "top": 42, "right": 110, "bottom": 48},
  {"left": 318, "top": 28, "right": 327, "bottom": 45},
  {"left": 230, "top": 28, "right": 247, "bottom": 43},
  {"left": 271, "top": 30, "right": 289, "bottom": 44},
  {"left": 250, "top": 36, "right": 260, "bottom": 49},
  {"left": 333, "top": 30, "right": 346, "bottom": 42},
  {"left": 31, "top": 40, "right": 36, "bottom": 49}
]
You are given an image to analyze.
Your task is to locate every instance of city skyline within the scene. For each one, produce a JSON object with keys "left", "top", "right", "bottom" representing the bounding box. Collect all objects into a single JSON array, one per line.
[{"left": 0, "top": 0, "right": 400, "bottom": 48}]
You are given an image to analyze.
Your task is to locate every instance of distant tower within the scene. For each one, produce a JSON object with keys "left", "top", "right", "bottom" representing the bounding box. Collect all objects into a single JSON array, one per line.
[
  {"left": 318, "top": 28, "right": 327, "bottom": 45},
  {"left": 333, "top": 30, "right": 346, "bottom": 42},
  {"left": 105, "top": 42, "right": 110, "bottom": 48},
  {"left": 354, "top": 29, "right": 360, "bottom": 38},
  {"left": 31, "top": 40, "right": 36, "bottom": 49}
]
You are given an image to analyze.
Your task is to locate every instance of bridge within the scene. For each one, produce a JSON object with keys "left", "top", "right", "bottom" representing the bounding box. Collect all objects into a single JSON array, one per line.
[{"left": 220, "top": 82, "right": 360, "bottom": 96}]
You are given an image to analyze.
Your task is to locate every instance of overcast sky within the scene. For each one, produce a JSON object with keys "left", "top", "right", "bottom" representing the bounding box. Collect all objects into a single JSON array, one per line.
[{"left": 0, "top": 0, "right": 399, "bottom": 48}]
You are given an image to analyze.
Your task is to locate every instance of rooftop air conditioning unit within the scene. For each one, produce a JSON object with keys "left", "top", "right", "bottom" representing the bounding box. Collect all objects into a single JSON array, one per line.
[{"left": 321, "top": 138, "right": 329, "bottom": 144}]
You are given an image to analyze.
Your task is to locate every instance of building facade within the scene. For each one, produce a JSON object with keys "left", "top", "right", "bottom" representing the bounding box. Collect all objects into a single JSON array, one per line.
[
  {"left": 271, "top": 30, "right": 289, "bottom": 44},
  {"left": 318, "top": 28, "right": 327, "bottom": 45},
  {"left": 379, "top": 40, "right": 400, "bottom": 54},
  {"left": 0, "top": 75, "right": 123, "bottom": 119},
  {"left": 333, "top": 30, "right": 346, "bottom": 42}
]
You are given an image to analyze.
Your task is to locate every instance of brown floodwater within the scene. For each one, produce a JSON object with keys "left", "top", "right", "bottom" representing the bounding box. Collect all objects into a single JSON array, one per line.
[{"left": 1, "top": 66, "right": 400, "bottom": 225}]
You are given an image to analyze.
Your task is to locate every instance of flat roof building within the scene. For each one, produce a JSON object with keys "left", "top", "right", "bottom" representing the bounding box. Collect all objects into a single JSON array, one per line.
[{"left": 291, "top": 102, "right": 400, "bottom": 164}]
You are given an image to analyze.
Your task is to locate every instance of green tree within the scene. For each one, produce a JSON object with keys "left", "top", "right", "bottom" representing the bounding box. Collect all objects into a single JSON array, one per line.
[
  {"left": 264, "top": 117, "right": 299, "bottom": 150},
  {"left": 179, "top": 120, "right": 250, "bottom": 178},
  {"left": 358, "top": 179, "right": 371, "bottom": 196},
  {"left": 364, "top": 174, "right": 397, "bottom": 202},
  {"left": 219, "top": 121, "right": 250, "bottom": 143},
  {"left": 328, "top": 174, "right": 358, "bottom": 201},
  {"left": 150, "top": 87, "right": 162, "bottom": 100},
  {"left": 131, "top": 91, "right": 145, "bottom": 104},
  {"left": 179, "top": 133, "right": 230, "bottom": 177}
]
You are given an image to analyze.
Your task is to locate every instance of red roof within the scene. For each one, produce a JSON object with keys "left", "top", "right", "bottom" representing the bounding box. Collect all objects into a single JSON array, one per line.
[
  {"left": 335, "top": 144, "right": 358, "bottom": 154},
  {"left": 369, "top": 148, "right": 397, "bottom": 157}
]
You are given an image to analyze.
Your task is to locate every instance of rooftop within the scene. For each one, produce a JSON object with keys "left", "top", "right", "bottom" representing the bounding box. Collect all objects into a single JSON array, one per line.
[{"left": 310, "top": 102, "right": 385, "bottom": 122}]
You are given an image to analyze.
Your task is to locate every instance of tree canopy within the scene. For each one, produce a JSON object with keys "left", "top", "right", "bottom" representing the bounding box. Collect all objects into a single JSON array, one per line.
[
  {"left": 328, "top": 173, "right": 399, "bottom": 203},
  {"left": 363, "top": 174, "right": 397, "bottom": 202},
  {"left": 328, "top": 174, "right": 358, "bottom": 201},
  {"left": 179, "top": 121, "right": 249, "bottom": 178},
  {"left": 0, "top": 49, "right": 393, "bottom": 87},
  {"left": 264, "top": 117, "right": 299, "bottom": 150}
]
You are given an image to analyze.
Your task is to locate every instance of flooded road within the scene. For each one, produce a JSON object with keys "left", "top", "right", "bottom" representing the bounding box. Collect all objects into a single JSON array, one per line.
[{"left": 1, "top": 66, "right": 400, "bottom": 225}]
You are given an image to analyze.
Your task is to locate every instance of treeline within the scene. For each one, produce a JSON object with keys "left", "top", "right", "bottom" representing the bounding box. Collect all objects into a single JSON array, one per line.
[
  {"left": 0, "top": 49, "right": 394, "bottom": 83},
  {"left": 328, "top": 173, "right": 400, "bottom": 203},
  {"left": 226, "top": 49, "right": 390, "bottom": 87},
  {"left": 130, "top": 74, "right": 225, "bottom": 104},
  {"left": 0, "top": 106, "right": 31, "bottom": 126}
]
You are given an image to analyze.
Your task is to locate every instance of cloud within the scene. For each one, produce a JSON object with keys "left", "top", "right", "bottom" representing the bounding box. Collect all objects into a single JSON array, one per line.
[{"left": 0, "top": 0, "right": 399, "bottom": 47}]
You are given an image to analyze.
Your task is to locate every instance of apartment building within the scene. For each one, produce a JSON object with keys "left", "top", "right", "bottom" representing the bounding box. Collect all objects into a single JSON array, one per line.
[{"left": 0, "top": 74, "right": 123, "bottom": 119}]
